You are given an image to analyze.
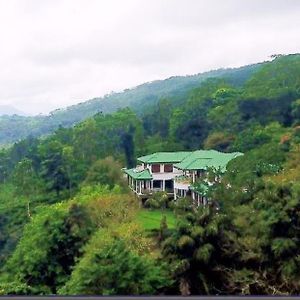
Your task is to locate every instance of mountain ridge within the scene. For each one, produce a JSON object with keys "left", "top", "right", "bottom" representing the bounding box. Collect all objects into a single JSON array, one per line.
[
  {"left": 0, "top": 105, "right": 26, "bottom": 116},
  {"left": 0, "top": 61, "right": 265, "bottom": 145}
]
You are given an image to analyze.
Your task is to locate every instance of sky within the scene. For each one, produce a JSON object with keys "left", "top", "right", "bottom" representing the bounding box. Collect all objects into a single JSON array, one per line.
[{"left": 0, "top": 0, "right": 299, "bottom": 115}]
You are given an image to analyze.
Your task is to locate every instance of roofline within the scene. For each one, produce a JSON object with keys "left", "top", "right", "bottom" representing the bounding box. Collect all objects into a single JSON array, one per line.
[
  {"left": 123, "top": 168, "right": 153, "bottom": 180},
  {"left": 138, "top": 150, "right": 244, "bottom": 168},
  {"left": 174, "top": 152, "right": 244, "bottom": 170},
  {"left": 137, "top": 151, "right": 191, "bottom": 164},
  {"left": 138, "top": 159, "right": 185, "bottom": 164}
]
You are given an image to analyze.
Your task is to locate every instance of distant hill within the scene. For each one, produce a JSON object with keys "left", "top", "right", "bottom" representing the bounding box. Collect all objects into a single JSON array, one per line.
[
  {"left": 0, "top": 105, "right": 26, "bottom": 116},
  {"left": 0, "top": 62, "right": 264, "bottom": 145}
]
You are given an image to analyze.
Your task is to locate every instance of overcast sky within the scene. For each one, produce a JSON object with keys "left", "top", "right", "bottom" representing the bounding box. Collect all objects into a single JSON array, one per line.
[{"left": 0, "top": 0, "right": 299, "bottom": 115}]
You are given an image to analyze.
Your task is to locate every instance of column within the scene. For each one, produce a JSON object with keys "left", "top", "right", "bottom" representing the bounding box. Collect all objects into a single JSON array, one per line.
[
  {"left": 139, "top": 181, "right": 142, "bottom": 194},
  {"left": 174, "top": 188, "right": 177, "bottom": 200},
  {"left": 162, "top": 180, "right": 165, "bottom": 191}
]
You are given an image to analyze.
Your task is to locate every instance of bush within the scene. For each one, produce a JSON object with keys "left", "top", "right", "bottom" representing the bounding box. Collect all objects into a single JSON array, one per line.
[
  {"left": 59, "top": 237, "right": 171, "bottom": 295},
  {"left": 84, "top": 156, "right": 126, "bottom": 189},
  {"left": 144, "top": 192, "right": 169, "bottom": 209}
]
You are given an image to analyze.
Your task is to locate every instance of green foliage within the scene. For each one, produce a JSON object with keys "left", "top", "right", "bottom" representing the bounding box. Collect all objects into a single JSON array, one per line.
[
  {"left": 136, "top": 209, "right": 176, "bottom": 231},
  {"left": 39, "top": 140, "right": 70, "bottom": 197},
  {"left": 1, "top": 54, "right": 300, "bottom": 295},
  {"left": 204, "top": 132, "right": 235, "bottom": 151},
  {"left": 142, "top": 99, "right": 172, "bottom": 138},
  {"left": 84, "top": 156, "right": 126, "bottom": 189},
  {"left": 144, "top": 191, "right": 169, "bottom": 209},
  {"left": 231, "top": 124, "right": 271, "bottom": 152},
  {"left": 3, "top": 202, "right": 93, "bottom": 293},
  {"left": 11, "top": 158, "right": 41, "bottom": 210},
  {"left": 0, "top": 63, "right": 261, "bottom": 145},
  {"left": 291, "top": 99, "right": 300, "bottom": 123},
  {"left": 59, "top": 237, "right": 170, "bottom": 295},
  {"left": 0, "top": 282, "right": 38, "bottom": 295},
  {"left": 244, "top": 54, "right": 300, "bottom": 99},
  {"left": 169, "top": 97, "right": 212, "bottom": 149},
  {"left": 161, "top": 206, "right": 235, "bottom": 295}
]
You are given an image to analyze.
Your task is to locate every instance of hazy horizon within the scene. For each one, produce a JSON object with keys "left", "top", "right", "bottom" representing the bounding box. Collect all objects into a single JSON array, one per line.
[
  {"left": 0, "top": 56, "right": 275, "bottom": 116},
  {"left": 0, "top": 0, "right": 299, "bottom": 115}
]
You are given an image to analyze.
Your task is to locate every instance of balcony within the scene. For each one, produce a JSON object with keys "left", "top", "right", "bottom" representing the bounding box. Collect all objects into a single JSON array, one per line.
[{"left": 174, "top": 175, "right": 192, "bottom": 190}]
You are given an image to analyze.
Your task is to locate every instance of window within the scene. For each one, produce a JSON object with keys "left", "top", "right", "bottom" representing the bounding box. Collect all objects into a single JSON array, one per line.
[
  {"left": 164, "top": 164, "right": 173, "bottom": 172},
  {"left": 151, "top": 164, "right": 160, "bottom": 173},
  {"left": 153, "top": 180, "right": 161, "bottom": 188},
  {"left": 196, "top": 169, "right": 206, "bottom": 177},
  {"left": 165, "top": 180, "right": 173, "bottom": 190}
]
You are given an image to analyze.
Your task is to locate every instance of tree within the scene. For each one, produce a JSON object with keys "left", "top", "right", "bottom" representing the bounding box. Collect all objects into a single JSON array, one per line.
[
  {"left": 145, "top": 191, "right": 169, "bottom": 209},
  {"left": 3, "top": 203, "right": 93, "bottom": 294},
  {"left": 158, "top": 215, "right": 169, "bottom": 244},
  {"left": 59, "top": 238, "right": 170, "bottom": 295},
  {"left": 204, "top": 132, "right": 235, "bottom": 151},
  {"left": 84, "top": 156, "right": 126, "bottom": 189},
  {"left": 291, "top": 99, "right": 300, "bottom": 124},
  {"left": 244, "top": 182, "right": 300, "bottom": 293},
  {"left": 161, "top": 206, "right": 236, "bottom": 295},
  {"left": 142, "top": 98, "right": 172, "bottom": 138},
  {"left": 12, "top": 158, "right": 39, "bottom": 218},
  {"left": 39, "top": 140, "right": 69, "bottom": 197},
  {"left": 120, "top": 126, "right": 136, "bottom": 168},
  {"left": 62, "top": 146, "right": 76, "bottom": 197},
  {"left": 12, "top": 159, "right": 35, "bottom": 194}
]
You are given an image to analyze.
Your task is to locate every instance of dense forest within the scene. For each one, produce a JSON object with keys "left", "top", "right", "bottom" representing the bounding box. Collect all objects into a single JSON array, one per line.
[
  {"left": 0, "top": 63, "right": 262, "bottom": 145},
  {"left": 0, "top": 53, "right": 300, "bottom": 295}
]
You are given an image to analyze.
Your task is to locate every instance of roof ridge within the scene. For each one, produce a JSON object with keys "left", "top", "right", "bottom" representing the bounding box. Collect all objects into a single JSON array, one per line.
[{"left": 187, "top": 156, "right": 213, "bottom": 169}]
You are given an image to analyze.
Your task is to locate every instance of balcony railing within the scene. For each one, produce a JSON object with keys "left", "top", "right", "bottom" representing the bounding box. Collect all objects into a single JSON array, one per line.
[
  {"left": 141, "top": 188, "right": 173, "bottom": 194},
  {"left": 174, "top": 175, "right": 192, "bottom": 184}
]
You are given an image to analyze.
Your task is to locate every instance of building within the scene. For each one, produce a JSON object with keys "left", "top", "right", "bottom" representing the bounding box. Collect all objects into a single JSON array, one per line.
[{"left": 124, "top": 150, "right": 243, "bottom": 205}]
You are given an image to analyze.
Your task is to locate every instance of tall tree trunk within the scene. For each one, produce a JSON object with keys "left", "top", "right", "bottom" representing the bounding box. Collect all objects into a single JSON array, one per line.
[{"left": 180, "top": 277, "right": 191, "bottom": 296}]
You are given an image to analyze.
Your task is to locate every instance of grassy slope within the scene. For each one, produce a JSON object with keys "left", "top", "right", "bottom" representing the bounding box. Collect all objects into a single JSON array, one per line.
[{"left": 136, "top": 209, "right": 176, "bottom": 230}]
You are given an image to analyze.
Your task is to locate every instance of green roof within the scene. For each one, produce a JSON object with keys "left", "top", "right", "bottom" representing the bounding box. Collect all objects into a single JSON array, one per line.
[
  {"left": 138, "top": 152, "right": 191, "bottom": 164},
  {"left": 124, "top": 168, "right": 152, "bottom": 180},
  {"left": 174, "top": 150, "right": 243, "bottom": 171},
  {"left": 126, "top": 150, "right": 243, "bottom": 179}
]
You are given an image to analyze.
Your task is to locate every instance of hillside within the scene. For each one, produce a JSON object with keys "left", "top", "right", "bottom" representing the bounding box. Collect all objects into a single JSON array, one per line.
[
  {"left": 1, "top": 53, "right": 300, "bottom": 295},
  {"left": 0, "top": 62, "right": 263, "bottom": 145}
]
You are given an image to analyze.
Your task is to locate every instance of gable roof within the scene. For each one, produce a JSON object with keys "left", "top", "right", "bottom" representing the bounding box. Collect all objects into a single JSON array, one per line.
[
  {"left": 125, "top": 150, "right": 243, "bottom": 179},
  {"left": 138, "top": 151, "right": 191, "bottom": 164},
  {"left": 124, "top": 168, "right": 152, "bottom": 180},
  {"left": 174, "top": 150, "right": 243, "bottom": 171}
]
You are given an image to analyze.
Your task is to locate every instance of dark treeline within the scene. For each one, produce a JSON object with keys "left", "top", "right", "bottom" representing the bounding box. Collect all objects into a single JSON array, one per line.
[{"left": 0, "top": 53, "right": 300, "bottom": 295}]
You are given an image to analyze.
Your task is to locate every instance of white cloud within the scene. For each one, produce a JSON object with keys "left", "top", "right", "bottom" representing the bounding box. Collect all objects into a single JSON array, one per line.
[{"left": 0, "top": 0, "right": 299, "bottom": 114}]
